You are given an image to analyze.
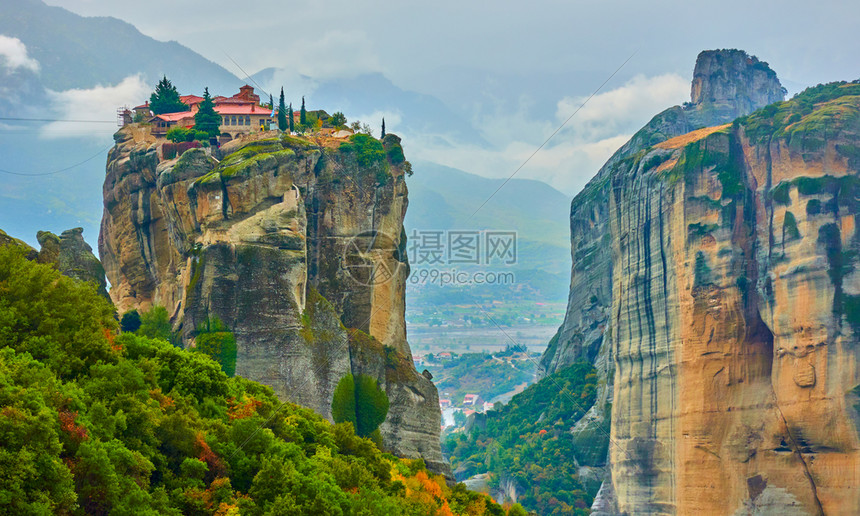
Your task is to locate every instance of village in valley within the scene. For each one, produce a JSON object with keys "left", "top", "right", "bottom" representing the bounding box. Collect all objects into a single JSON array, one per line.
[{"left": 415, "top": 345, "right": 541, "bottom": 432}]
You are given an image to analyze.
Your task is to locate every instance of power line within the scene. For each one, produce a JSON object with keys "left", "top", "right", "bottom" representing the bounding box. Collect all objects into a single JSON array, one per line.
[
  {"left": 0, "top": 144, "right": 113, "bottom": 177},
  {"left": 223, "top": 51, "right": 271, "bottom": 99},
  {"left": 468, "top": 49, "right": 638, "bottom": 220},
  {"left": 0, "top": 116, "right": 116, "bottom": 123}
]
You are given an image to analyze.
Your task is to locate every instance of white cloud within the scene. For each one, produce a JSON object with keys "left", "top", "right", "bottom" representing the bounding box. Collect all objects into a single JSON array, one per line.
[
  {"left": 42, "top": 75, "right": 150, "bottom": 139},
  {"left": 0, "top": 35, "right": 40, "bottom": 72},
  {"left": 406, "top": 73, "right": 689, "bottom": 195},
  {"left": 556, "top": 73, "right": 689, "bottom": 140}
]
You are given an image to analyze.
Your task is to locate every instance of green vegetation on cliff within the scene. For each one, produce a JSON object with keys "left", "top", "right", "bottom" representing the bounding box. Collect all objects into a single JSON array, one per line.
[
  {"left": 444, "top": 363, "right": 600, "bottom": 515},
  {"left": 332, "top": 373, "right": 390, "bottom": 444},
  {"left": 0, "top": 245, "right": 508, "bottom": 515},
  {"left": 738, "top": 81, "right": 860, "bottom": 145}
]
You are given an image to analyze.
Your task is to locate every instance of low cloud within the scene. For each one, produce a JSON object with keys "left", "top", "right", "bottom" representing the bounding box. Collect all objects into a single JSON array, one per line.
[
  {"left": 43, "top": 75, "right": 150, "bottom": 139},
  {"left": 0, "top": 35, "right": 40, "bottom": 72},
  {"left": 407, "top": 73, "right": 689, "bottom": 195},
  {"left": 556, "top": 73, "right": 689, "bottom": 140}
]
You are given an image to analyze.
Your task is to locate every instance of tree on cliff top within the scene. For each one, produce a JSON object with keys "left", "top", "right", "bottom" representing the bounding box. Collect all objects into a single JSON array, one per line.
[
  {"left": 300, "top": 96, "right": 307, "bottom": 125},
  {"left": 288, "top": 102, "right": 295, "bottom": 132},
  {"left": 149, "top": 76, "right": 188, "bottom": 115},
  {"left": 277, "top": 87, "right": 288, "bottom": 132},
  {"left": 193, "top": 87, "right": 220, "bottom": 137},
  {"left": 330, "top": 111, "right": 347, "bottom": 129}
]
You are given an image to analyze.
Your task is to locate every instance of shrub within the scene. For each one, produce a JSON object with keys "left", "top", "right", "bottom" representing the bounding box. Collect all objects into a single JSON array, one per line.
[
  {"left": 340, "top": 133, "right": 385, "bottom": 168},
  {"left": 770, "top": 181, "right": 791, "bottom": 205},
  {"left": 332, "top": 373, "right": 390, "bottom": 440},
  {"left": 194, "top": 317, "right": 237, "bottom": 377},
  {"left": 784, "top": 211, "right": 801, "bottom": 242},
  {"left": 120, "top": 310, "right": 141, "bottom": 333}
]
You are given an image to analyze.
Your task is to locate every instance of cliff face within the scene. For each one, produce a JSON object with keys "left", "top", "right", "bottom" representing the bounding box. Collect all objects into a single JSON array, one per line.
[
  {"left": 99, "top": 128, "right": 447, "bottom": 474},
  {"left": 546, "top": 50, "right": 860, "bottom": 514},
  {"left": 0, "top": 227, "right": 107, "bottom": 298},
  {"left": 541, "top": 50, "right": 785, "bottom": 378}
]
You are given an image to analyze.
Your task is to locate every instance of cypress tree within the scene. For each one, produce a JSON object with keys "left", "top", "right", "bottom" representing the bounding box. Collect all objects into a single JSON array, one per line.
[
  {"left": 277, "top": 87, "right": 287, "bottom": 132},
  {"left": 288, "top": 102, "right": 294, "bottom": 132},
  {"left": 268, "top": 93, "right": 274, "bottom": 109},
  {"left": 381, "top": 118, "right": 386, "bottom": 138},
  {"left": 300, "top": 96, "right": 307, "bottom": 125},
  {"left": 193, "top": 87, "right": 221, "bottom": 137}
]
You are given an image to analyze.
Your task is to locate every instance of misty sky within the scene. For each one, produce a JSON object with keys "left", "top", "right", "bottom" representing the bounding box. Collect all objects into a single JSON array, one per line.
[{"left": 30, "top": 0, "right": 860, "bottom": 194}]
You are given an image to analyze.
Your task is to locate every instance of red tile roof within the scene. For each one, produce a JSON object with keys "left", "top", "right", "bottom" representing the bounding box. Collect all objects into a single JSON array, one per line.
[
  {"left": 152, "top": 111, "right": 195, "bottom": 122},
  {"left": 180, "top": 95, "right": 204, "bottom": 105}
]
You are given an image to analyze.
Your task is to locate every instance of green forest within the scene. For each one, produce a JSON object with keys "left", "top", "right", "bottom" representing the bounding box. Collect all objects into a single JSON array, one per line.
[
  {"left": 0, "top": 245, "right": 521, "bottom": 515},
  {"left": 443, "top": 363, "right": 602, "bottom": 516}
]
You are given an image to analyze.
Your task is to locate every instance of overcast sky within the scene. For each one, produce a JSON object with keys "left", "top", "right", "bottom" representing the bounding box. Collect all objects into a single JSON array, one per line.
[{"left": 37, "top": 0, "right": 860, "bottom": 194}]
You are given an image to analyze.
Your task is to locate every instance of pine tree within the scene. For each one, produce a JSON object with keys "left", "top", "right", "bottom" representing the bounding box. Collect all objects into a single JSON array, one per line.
[
  {"left": 194, "top": 87, "right": 221, "bottom": 137},
  {"left": 381, "top": 118, "right": 386, "bottom": 138},
  {"left": 288, "top": 103, "right": 294, "bottom": 132},
  {"left": 149, "top": 76, "right": 187, "bottom": 115},
  {"left": 300, "top": 96, "right": 307, "bottom": 125},
  {"left": 277, "top": 87, "right": 288, "bottom": 132}
]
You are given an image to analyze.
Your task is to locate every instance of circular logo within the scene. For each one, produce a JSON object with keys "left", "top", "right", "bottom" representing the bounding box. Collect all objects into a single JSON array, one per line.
[{"left": 342, "top": 230, "right": 404, "bottom": 286}]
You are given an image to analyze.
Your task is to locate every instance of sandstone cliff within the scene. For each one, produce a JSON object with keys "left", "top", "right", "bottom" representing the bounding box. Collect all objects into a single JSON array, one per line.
[
  {"left": 99, "top": 128, "right": 448, "bottom": 474},
  {"left": 0, "top": 227, "right": 107, "bottom": 298},
  {"left": 544, "top": 52, "right": 860, "bottom": 514}
]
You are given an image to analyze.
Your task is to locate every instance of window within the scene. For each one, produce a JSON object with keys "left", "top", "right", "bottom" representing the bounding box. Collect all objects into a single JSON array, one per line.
[
  {"left": 245, "top": 116, "right": 251, "bottom": 126},
  {"left": 222, "top": 116, "right": 227, "bottom": 125},
  {"left": 238, "top": 116, "right": 244, "bottom": 126},
  {"left": 232, "top": 116, "right": 237, "bottom": 126}
]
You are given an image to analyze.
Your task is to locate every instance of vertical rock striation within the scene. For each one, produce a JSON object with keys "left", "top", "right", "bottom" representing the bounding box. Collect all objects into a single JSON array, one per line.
[
  {"left": 545, "top": 50, "right": 860, "bottom": 514},
  {"left": 99, "top": 128, "right": 448, "bottom": 475}
]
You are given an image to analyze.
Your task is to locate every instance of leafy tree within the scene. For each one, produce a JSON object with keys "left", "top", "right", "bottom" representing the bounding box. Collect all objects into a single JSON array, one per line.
[
  {"left": 193, "top": 316, "right": 237, "bottom": 377},
  {"left": 165, "top": 127, "right": 192, "bottom": 143},
  {"left": 277, "top": 87, "right": 288, "bottom": 132},
  {"left": 381, "top": 117, "right": 386, "bottom": 138},
  {"left": 193, "top": 87, "right": 220, "bottom": 138},
  {"left": 288, "top": 102, "right": 294, "bottom": 132},
  {"left": 121, "top": 309, "right": 142, "bottom": 333},
  {"left": 331, "top": 373, "right": 389, "bottom": 441},
  {"left": 300, "top": 96, "right": 307, "bottom": 125},
  {"left": 330, "top": 111, "right": 347, "bottom": 128},
  {"left": 137, "top": 306, "right": 179, "bottom": 346},
  {"left": 149, "top": 76, "right": 188, "bottom": 115}
]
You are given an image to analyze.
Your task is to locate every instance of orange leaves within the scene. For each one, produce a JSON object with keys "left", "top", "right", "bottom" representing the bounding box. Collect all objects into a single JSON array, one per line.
[
  {"left": 58, "top": 410, "right": 88, "bottom": 443},
  {"left": 149, "top": 388, "right": 175, "bottom": 410},
  {"left": 227, "top": 396, "right": 262, "bottom": 420},
  {"left": 414, "top": 470, "right": 443, "bottom": 499},
  {"left": 196, "top": 432, "right": 226, "bottom": 477},
  {"left": 103, "top": 327, "right": 122, "bottom": 352}
]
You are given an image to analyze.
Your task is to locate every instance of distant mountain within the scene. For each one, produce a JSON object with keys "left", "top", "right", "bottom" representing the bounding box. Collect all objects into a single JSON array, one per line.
[
  {"left": 0, "top": 0, "right": 245, "bottom": 247},
  {"left": 251, "top": 70, "right": 488, "bottom": 147},
  {"left": 405, "top": 162, "right": 571, "bottom": 303},
  {"left": 406, "top": 161, "right": 571, "bottom": 257},
  {"left": 0, "top": 0, "right": 240, "bottom": 94}
]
